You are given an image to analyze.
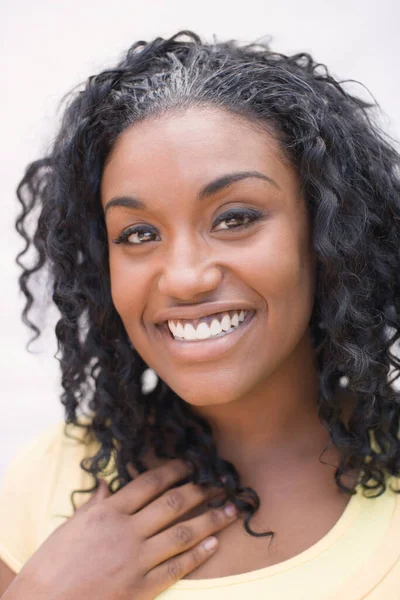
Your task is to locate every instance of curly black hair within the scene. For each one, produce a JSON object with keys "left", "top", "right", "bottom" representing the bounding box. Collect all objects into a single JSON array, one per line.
[{"left": 15, "top": 30, "right": 400, "bottom": 539}]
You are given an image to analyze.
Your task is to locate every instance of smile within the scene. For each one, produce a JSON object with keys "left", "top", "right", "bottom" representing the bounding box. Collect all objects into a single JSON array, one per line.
[
  {"left": 167, "top": 309, "right": 249, "bottom": 342},
  {"left": 155, "top": 309, "right": 256, "bottom": 363}
]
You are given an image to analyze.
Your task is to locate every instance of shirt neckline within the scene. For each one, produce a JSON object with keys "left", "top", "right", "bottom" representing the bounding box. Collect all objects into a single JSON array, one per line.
[{"left": 172, "top": 486, "right": 362, "bottom": 589}]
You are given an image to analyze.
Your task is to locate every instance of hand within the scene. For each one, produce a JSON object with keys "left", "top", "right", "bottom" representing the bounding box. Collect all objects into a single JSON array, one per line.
[{"left": 4, "top": 459, "right": 238, "bottom": 600}]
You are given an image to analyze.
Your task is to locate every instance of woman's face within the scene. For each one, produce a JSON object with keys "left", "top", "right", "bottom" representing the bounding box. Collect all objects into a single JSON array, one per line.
[{"left": 101, "top": 107, "right": 316, "bottom": 406}]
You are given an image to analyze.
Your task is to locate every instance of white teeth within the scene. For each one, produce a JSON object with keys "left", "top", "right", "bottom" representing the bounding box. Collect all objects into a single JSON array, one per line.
[
  {"left": 210, "top": 319, "right": 222, "bottom": 336},
  {"left": 221, "top": 314, "right": 231, "bottom": 331},
  {"left": 231, "top": 313, "right": 239, "bottom": 327},
  {"left": 176, "top": 322, "right": 185, "bottom": 338},
  {"left": 167, "top": 310, "right": 249, "bottom": 341},
  {"left": 196, "top": 323, "right": 211, "bottom": 339},
  {"left": 184, "top": 323, "right": 197, "bottom": 340}
]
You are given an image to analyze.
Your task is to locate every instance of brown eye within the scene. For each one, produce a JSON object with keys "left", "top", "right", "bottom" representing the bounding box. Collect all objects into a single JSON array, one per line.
[
  {"left": 113, "top": 225, "right": 160, "bottom": 245},
  {"left": 212, "top": 208, "right": 264, "bottom": 231},
  {"left": 214, "top": 214, "right": 251, "bottom": 230}
]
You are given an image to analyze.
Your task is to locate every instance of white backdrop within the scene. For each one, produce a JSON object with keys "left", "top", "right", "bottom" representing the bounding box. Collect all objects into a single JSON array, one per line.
[{"left": 1, "top": 0, "right": 399, "bottom": 482}]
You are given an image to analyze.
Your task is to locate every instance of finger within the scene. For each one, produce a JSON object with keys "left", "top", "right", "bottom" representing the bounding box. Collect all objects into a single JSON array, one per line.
[
  {"left": 95, "top": 478, "right": 112, "bottom": 500},
  {"left": 77, "top": 479, "right": 111, "bottom": 514},
  {"left": 145, "top": 536, "right": 219, "bottom": 595},
  {"left": 142, "top": 501, "right": 238, "bottom": 571},
  {"left": 106, "top": 459, "right": 193, "bottom": 514},
  {"left": 134, "top": 481, "right": 224, "bottom": 539}
]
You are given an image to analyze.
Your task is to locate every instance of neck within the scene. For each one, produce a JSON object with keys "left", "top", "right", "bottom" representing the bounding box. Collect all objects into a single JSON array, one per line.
[{"left": 191, "top": 333, "right": 330, "bottom": 474}]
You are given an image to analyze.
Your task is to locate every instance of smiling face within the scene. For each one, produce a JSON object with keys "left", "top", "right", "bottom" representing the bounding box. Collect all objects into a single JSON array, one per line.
[{"left": 101, "top": 107, "right": 317, "bottom": 407}]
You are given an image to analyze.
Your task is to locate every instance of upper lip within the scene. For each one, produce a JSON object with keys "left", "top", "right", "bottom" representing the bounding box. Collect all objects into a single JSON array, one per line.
[{"left": 153, "top": 301, "right": 256, "bottom": 325}]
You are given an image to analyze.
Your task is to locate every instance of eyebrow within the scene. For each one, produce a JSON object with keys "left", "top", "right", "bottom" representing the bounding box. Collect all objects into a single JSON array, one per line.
[{"left": 103, "top": 170, "right": 279, "bottom": 216}]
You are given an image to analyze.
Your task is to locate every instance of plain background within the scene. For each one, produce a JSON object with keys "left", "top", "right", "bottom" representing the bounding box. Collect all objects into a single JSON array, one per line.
[{"left": 1, "top": 0, "right": 399, "bottom": 483}]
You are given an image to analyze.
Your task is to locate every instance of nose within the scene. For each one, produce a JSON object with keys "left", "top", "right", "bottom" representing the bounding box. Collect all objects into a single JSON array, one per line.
[{"left": 157, "top": 235, "right": 222, "bottom": 300}]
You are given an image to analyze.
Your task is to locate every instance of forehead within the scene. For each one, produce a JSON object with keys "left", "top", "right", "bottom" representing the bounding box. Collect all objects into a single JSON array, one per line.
[{"left": 101, "top": 107, "right": 297, "bottom": 203}]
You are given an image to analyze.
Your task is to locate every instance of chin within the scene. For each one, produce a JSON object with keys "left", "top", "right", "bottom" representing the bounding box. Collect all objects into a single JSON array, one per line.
[{"left": 162, "top": 371, "right": 253, "bottom": 408}]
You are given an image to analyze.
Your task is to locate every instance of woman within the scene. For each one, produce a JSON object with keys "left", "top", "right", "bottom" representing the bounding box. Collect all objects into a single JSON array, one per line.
[{"left": 1, "top": 30, "right": 399, "bottom": 599}]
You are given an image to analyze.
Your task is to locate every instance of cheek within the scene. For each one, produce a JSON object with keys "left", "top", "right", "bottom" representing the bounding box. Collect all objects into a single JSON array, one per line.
[
  {"left": 238, "top": 218, "right": 315, "bottom": 335},
  {"left": 108, "top": 253, "right": 151, "bottom": 325},
  {"left": 241, "top": 219, "right": 313, "bottom": 296}
]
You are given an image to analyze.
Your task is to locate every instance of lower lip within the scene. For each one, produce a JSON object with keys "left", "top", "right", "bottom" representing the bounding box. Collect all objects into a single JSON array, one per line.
[{"left": 155, "top": 311, "right": 256, "bottom": 363}]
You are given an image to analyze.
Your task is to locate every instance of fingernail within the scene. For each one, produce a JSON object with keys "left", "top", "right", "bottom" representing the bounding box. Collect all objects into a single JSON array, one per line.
[
  {"left": 224, "top": 502, "right": 238, "bottom": 517},
  {"left": 203, "top": 537, "right": 218, "bottom": 551}
]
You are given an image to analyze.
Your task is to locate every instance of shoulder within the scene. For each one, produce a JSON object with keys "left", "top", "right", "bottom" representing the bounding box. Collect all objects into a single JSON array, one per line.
[
  {"left": 3, "top": 418, "right": 97, "bottom": 486},
  {"left": 332, "top": 480, "right": 400, "bottom": 598},
  {"left": 0, "top": 419, "right": 101, "bottom": 573}
]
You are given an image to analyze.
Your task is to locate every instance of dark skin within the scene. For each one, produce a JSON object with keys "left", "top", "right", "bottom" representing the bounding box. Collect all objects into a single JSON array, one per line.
[
  {"left": 0, "top": 106, "right": 359, "bottom": 598},
  {"left": 101, "top": 106, "right": 353, "bottom": 579}
]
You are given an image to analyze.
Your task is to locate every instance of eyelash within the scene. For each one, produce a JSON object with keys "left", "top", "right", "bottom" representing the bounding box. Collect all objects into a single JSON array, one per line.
[{"left": 112, "top": 208, "right": 265, "bottom": 246}]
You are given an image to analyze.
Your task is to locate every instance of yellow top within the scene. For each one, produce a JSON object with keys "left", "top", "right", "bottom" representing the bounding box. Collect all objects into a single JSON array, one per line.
[{"left": 1, "top": 421, "right": 400, "bottom": 599}]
